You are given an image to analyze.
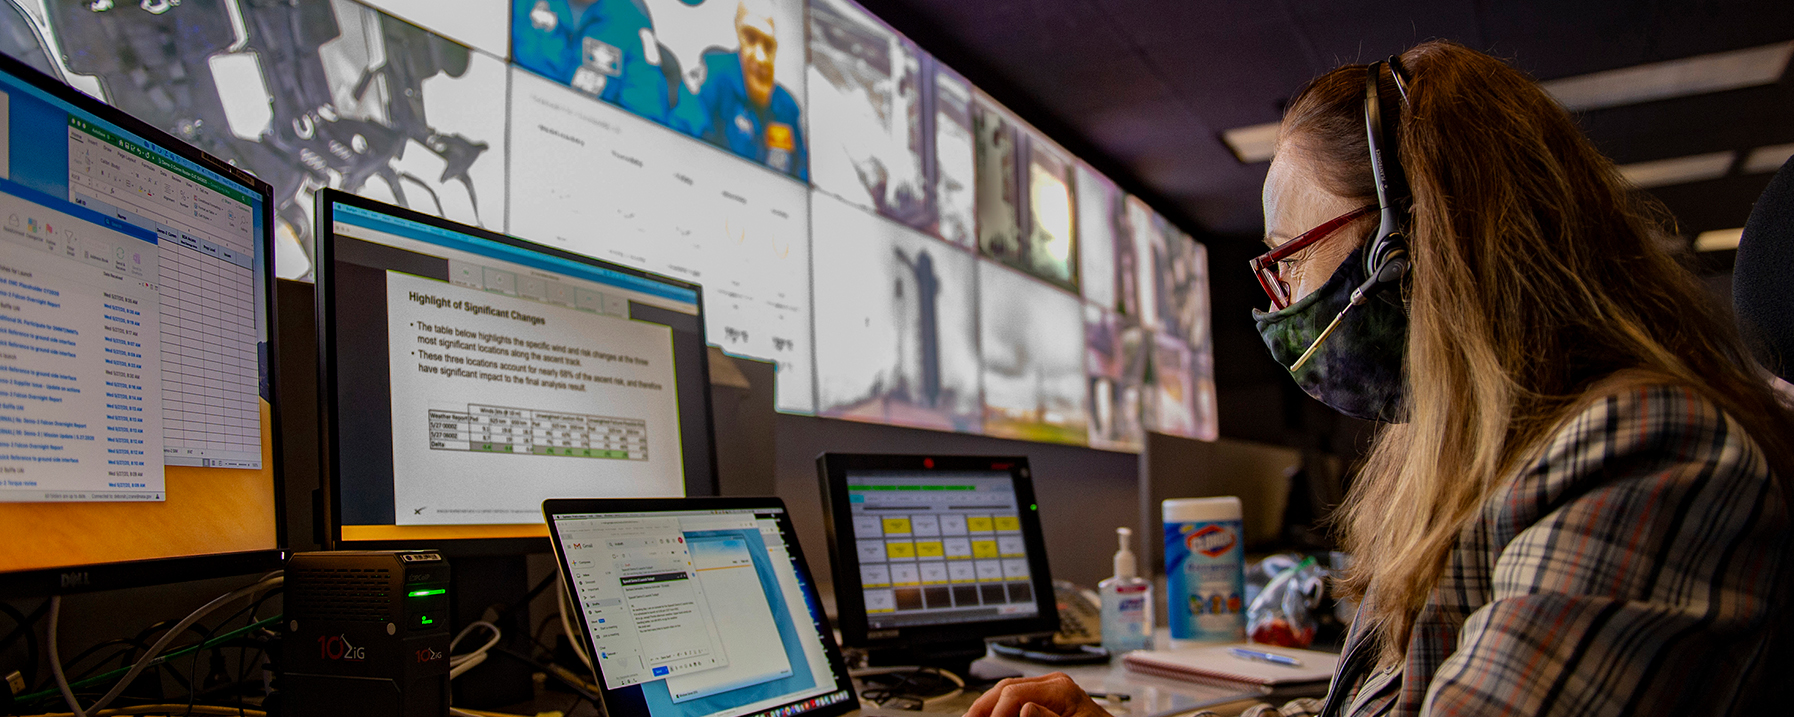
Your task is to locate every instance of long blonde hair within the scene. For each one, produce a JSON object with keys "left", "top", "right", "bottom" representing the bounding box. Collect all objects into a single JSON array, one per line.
[{"left": 1279, "top": 40, "right": 1794, "bottom": 664}]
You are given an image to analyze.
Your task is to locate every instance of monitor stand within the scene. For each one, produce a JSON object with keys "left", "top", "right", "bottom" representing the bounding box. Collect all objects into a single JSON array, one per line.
[
  {"left": 988, "top": 636, "right": 1111, "bottom": 665},
  {"left": 865, "top": 638, "right": 990, "bottom": 681}
]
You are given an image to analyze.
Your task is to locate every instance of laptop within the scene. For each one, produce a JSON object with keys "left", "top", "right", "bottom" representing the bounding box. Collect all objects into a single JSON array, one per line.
[{"left": 544, "top": 497, "right": 946, "bottom": 717}]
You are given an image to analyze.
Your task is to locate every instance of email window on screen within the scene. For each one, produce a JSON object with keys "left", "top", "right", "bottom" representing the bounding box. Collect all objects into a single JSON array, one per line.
[
  {"left": 559, "top": 513, "right": 825, "bottom": 717},
  {"left": 560, "top": 516, "right": 731, "bottom": 688},
  {"left": 660, "top": 533, "right": 793, "bottom": 702}
]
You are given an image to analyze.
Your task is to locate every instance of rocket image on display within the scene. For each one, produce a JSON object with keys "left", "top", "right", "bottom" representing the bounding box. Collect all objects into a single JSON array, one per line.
[{"left": 895, "top": 247, "right": 941, "bottom": 409}]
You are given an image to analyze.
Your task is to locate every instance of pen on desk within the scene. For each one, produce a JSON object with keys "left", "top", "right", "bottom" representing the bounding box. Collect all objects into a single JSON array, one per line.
[
  {"left": 1086, "top": 693, "right": 1131, "bottom": 702},
  {"left": 1228, "top": 647, "right": 1304, "bottom": 667}
]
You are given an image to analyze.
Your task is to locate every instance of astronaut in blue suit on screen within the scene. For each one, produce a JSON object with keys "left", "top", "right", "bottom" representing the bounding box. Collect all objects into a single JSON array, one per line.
[
  {"left": 513, "top": 0, "right": 678, "bottom": 123},
  {"left": 676, "top": 0, "right": 807, "bottom": 180},
  {"left": 513, "top": 0, "right": 580, "bottom": 83}
]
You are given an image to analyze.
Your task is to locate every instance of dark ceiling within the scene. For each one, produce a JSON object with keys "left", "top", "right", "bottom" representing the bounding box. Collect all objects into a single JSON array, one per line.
[{"left": 852, "top": 0, "right": 1794, "bottom": 241}]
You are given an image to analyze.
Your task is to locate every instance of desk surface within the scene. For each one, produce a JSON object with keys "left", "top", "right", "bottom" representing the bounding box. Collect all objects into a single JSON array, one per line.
[
  {"left": 966, "top": 656, "right": 1266, "bottom": 717},
  {"left": 963, "top": 630, "right": 1298, "bottom": 717},
  {"left": 501, "top": 631, "right": 1326, "bottom": 717}
]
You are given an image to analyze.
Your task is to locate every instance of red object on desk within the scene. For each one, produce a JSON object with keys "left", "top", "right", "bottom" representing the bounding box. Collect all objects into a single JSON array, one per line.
[{"left": 1249, "top": 617, "right": 1316, "bottom": 648}]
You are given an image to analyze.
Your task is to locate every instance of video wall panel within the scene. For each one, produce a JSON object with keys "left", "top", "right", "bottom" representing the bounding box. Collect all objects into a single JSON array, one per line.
[
  {"left": 507, "top": 66, "right": 815, "bottom": 412},
  {"left": 361, "top": 0, "right": 510, "bottom": 56},
  {"left": 978, "top": 260, "right": 1087, "bottom": 445},
  {"left": 511, "top": 0, "right": 808, "bottom": 181},
  {"left": 811, "top": 192, "right": 980, "bottom": 432},
  {"left": 3, "top": 0, "right": 1217, "bottom": 447}
]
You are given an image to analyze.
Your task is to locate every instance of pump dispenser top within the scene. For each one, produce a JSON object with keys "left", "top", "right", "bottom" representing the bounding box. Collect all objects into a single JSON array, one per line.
[{"left": 1113, "top": 527, "right": 1137, "bottom": 579}]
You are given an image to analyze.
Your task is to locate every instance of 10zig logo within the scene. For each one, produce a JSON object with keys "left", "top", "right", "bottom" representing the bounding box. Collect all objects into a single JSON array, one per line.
[{"left": 317, "top": 634, "right": 366, "bottom": 662}]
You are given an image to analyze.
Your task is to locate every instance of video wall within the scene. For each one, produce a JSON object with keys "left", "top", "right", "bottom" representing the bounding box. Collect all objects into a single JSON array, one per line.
[{"left": 0, "top": 0, "right": 1215, "bottom": 449}]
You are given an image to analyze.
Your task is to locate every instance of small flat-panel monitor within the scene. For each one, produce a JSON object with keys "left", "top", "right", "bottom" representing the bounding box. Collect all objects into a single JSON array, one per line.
[
  {"left": 542, "top": 497, "right": 858, "bottom": 717},
  {"left": 0, "top": 52, "right": 283, "bottom": 596},
  {"left": 317, "top": 190, "right": 716, "bottom": 552},
  {"left": 817, "top": 454, "right": 1058, "bottom": 665}
]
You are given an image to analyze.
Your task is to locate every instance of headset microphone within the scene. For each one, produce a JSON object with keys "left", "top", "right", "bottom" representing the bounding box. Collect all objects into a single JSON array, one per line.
[
  {"left": 1288, "top": 304, "right": 1349, "bottom": 373},
  {"left": 1288, "top": 247, "right": 1407, "bottom": 372}
]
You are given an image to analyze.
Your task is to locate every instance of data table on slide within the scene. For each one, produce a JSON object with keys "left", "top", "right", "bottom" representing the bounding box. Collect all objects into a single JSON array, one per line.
[
  {"left": 427, "top": 403, "right": 649, "bottom": 460},
  {"left": 65, "top": 118, "right": 261, "bottom": 468}
]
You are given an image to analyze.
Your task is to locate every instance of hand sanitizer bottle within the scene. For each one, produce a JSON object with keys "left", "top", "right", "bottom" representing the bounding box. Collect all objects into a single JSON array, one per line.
[{"left": 1100, "top": 527, "right": 1153, "bottom": 653}]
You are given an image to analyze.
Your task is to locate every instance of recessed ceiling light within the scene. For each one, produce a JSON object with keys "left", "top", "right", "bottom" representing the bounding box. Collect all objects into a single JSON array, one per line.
[
  {"left": 1220, "top": 122, "right": 1280, "bottom": 164},
  {"left": 1617, "top": 151, "right": 1735, "bottom": 189},
  {"left": 1744, "top": 143, "right": 1794, "bottom": 174},
  {"left": 1542, "top": 41, "right": 1794, "bottom": 112},
  {"left": 1694, "top": 227, "right": 1743, "bottom": 252}
]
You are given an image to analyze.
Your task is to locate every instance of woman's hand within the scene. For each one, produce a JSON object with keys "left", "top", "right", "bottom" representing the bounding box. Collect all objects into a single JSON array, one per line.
[{"left": 962, "top": 673, "right": 1114, "bottom": 717}]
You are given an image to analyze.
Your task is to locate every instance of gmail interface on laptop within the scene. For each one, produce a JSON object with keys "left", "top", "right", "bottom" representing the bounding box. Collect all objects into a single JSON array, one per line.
[{"left": 552, "top": 506, "right": 854, "bottom": 717}]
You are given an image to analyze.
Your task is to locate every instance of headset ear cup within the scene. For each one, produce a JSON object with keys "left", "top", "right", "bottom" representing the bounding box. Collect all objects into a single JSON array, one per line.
[
  {"left": 1376, "top": 232, "right": 1409, "bottom": 280},
  {"left": 1363, "top": 229, "right": 1396, "bottom": 277},
  {"left": 1361, "top": 230, "right": 1410, "bottom": 295}
]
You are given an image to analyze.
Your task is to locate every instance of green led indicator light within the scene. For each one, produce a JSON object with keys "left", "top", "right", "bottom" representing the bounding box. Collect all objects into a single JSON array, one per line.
[
  {"left": 1030, "top": 504, "right": 1038, "bottom": 511},
  {"left": 408, "top": 588, "right": 447, "bottom": 597},
  {"left": 420, "top": 615, "right": 434, "bottom": 625}
]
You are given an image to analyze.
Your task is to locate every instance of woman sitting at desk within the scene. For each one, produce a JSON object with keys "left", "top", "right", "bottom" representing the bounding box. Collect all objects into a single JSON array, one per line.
[{"left": 971, "top": 40, "right": 1794, "bottom": 717}]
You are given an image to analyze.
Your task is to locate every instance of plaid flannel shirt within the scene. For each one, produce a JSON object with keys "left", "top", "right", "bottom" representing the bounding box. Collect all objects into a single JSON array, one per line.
[{"left": 1307, "top": 384, "right": 1793, "bottom": 716}]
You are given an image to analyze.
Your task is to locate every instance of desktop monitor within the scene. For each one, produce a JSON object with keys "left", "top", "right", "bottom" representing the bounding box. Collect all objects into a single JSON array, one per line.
[
  {"left": 542, "top": 497, "right": 858, "bottom": 717},
  {"left": 0, "top": 52, "right": 283, "bottom": 596},
  {"left": 817, "top": 454, "right": 1058, "bottom": 667},
  {"left": 316, "top": 190, "right": 716, "bottom": 553}
]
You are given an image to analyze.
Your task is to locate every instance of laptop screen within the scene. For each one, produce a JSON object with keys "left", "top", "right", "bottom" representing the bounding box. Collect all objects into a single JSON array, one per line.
[{"left": 550, "top": 505, "right": 854, "bottom": 717}]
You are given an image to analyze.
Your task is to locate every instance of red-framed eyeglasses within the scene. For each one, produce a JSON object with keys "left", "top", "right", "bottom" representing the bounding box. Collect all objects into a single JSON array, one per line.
[{"left": 1249, "top": 204, "right": 1378, "bottom": 310}]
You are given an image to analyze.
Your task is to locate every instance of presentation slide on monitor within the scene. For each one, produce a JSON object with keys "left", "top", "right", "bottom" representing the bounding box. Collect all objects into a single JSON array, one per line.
[
  {"left": 385, "top": 271, "right": 684, "bottom": 524},
  {"left": 507, "top": 68, "right": 814, "bottom": 413},
  {"left": 0, "top": 186, "right": 167, "bottom": 502}
]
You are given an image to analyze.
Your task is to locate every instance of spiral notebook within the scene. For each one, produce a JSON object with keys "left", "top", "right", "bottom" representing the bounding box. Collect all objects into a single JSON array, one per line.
[{"left": 1122, "top": 644, "right": 1339, "bottom": 687}]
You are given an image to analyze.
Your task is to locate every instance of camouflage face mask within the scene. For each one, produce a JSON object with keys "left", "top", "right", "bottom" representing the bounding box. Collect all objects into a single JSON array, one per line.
[{"left": 1252, "top": 244, "right": 1409, "bottom": 423}]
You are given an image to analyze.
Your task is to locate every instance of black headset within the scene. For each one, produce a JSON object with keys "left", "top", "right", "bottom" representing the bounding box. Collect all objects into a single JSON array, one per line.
[
  {"left": 1311, "top": 64, "right": 1412, "bottom": 710},
  {"left": 1351, "top": 56, "right": 1413, "bottom": 306}
]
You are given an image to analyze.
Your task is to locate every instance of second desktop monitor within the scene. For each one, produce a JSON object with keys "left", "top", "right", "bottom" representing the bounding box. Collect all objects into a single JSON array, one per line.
[
  {"left": 818, "top": 454, "right": 1059, "bottom": 655},
  {"left": 316, "top": 190, "right": 716, "bottom": 550}
]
